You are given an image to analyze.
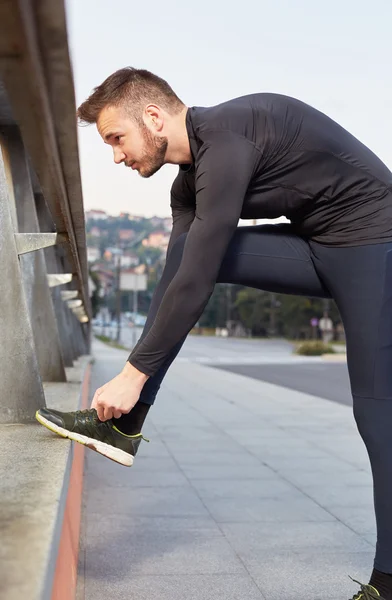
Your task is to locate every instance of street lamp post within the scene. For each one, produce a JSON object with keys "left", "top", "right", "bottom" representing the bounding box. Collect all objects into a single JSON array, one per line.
[
  {"left": 226, "top": 284, "right": 232, "bottom": 331},
  {"left": 269, "top": 292, "right": 277, "bottom": 337},
  {"left": 132, "top": 276, "right": 138, "bottom": 347},
  {"left": 115, "top": 253, "right": 121, "bottom": 343}
]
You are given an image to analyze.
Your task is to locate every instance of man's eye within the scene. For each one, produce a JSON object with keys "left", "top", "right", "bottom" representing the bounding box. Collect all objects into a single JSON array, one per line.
[{"left": 115, "top": 135, "right": 122, "bottom": 143}]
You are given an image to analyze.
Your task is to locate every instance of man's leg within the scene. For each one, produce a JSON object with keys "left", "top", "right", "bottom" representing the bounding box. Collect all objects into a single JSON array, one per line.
[
  {"left": 115, "top": 224, "right": 330, "bottom": 433},
  {"left": 310, "top": 240, "right": 392, "bottom": 598}
]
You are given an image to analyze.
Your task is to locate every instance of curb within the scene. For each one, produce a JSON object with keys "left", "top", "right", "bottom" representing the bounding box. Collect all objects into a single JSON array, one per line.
[{"left": 50, "top": 362, "right": 91, "bottom": 600}]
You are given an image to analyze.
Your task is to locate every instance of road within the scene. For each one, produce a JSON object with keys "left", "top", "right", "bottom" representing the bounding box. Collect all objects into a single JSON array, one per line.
[
  {"left": 209, "top": 362, "right": 352, "bottom": 406},
  {"left": 176, "top": 337, "right": 352, "bottom": 407}
]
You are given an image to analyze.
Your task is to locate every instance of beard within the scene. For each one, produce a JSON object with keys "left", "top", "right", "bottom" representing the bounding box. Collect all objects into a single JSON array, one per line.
[{"left": 137, "top": 126, "right": 168, "bottom": 178}]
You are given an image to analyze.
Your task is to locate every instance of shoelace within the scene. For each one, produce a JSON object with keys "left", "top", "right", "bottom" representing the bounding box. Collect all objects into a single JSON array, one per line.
[
  {"left": 349, "top": 577, "right": 382, "bottom": 600},
  {"left": 71, "top": 409, "right": 119, "bottom": 426},
  {"left": 70, "top": 408, "right": 96, "bottom": 418},
  {"left": 72, "top": 408, "right": 99, "bottom": 425},
  {"left": 72, "top": 409, "right": 150, "bottom": 441}
]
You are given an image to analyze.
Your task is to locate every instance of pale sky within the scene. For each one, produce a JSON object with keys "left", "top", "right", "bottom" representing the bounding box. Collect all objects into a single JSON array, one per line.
[{"left": 66, "top": 0, "right": 392, "bottom": 218}]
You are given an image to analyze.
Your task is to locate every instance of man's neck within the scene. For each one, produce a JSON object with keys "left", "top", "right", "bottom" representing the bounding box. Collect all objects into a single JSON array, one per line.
[{"left": 165, "top": 107, "right": 192, "bottom": 166}]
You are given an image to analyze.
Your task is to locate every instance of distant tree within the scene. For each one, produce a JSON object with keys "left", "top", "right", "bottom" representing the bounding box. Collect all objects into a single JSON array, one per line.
[
  {"left": 197, "top": 285, "right": 343, "bottom": 340},
  {"left": 234, "top": 288, "right": 271, "bottom": 336},
  {"left": 198, "top": 284, "right": 228, "bottom": 328},
  {"left": 136, "top": 245, "right": 162, "bottom": 266},
  {"left": 277, "top": 294, "right": 340, "bottom": 339}
]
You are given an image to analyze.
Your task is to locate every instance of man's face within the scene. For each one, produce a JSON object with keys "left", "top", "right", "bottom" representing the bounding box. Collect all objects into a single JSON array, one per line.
[{"left": 97, "top": 105, "right": 168, "bottom": 178}]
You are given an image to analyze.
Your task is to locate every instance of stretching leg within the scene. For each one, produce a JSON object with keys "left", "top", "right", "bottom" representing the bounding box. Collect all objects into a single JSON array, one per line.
[{"left": 114, "top": 224, "right": 330, "bottom": 432}]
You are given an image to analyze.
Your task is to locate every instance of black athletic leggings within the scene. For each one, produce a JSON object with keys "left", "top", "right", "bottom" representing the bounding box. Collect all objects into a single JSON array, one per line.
[{"left": 122, "top": 223, "right": 392, "bottom": 572}]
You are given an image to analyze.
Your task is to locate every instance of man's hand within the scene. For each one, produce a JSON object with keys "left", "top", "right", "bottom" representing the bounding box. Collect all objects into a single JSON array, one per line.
[{"left": 91, "top": 362, "right": 149, "bottom": 422}]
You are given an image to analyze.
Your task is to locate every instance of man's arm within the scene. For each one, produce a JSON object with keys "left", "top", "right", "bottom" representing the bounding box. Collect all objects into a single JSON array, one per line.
[
  {"left": 92, "top": 170, "right": 196, "bottom": 421},
  {"left": 166, "top": 167, "right": 196, "bottom": 258},
  {"left": 128, "top": 131, "right": 259, "bottom": 377},
  {"left": 126, "top": 169, "right": 195, "bottom": 358}
]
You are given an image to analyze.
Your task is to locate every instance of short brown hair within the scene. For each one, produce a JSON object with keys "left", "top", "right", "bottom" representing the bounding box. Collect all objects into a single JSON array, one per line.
[{"left": 77, "top": 67, "right": 184, "bottom": 125}]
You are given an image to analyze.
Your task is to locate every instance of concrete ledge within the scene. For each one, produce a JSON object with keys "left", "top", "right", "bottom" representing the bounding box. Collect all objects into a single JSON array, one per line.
[
  {"left": 322, "top": 352, "right": 347, "bottom": 362},
  {"left": 0, "top": 355, "right": 91, "bottom": 600}
]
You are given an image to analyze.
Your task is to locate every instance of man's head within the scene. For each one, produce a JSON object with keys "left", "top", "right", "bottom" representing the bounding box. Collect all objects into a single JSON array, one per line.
[{"left": 77, "top": 67, "right": 188, "bottom": 178}]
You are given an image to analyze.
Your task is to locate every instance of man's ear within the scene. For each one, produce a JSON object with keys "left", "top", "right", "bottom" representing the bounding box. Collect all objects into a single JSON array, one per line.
[{"left": 144, "top": 104, "right": 163, "bottom": 132}]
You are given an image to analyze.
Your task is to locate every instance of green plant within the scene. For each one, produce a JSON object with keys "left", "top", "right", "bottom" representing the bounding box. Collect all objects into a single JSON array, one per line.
[
  {"left": 94, "top": 334, "right": 128, "bottom": 351},
  {"left": 295, "top": 340, "right": 335, "bottom": 356}
]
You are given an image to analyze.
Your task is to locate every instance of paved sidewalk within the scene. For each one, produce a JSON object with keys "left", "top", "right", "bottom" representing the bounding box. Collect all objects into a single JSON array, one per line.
[{"left": 77, "top": 339, "right": 376, "bottom": 600}]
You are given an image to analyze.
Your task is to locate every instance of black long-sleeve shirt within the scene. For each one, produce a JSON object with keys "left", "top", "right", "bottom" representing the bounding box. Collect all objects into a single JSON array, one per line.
[{"left": 128, "top": 93, "right": 392, "bottom": 376}]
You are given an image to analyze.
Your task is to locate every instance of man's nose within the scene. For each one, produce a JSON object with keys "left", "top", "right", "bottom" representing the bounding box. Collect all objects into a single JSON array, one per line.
[{"left": 113, "top": 149, "right": 126, "bottom": 164}]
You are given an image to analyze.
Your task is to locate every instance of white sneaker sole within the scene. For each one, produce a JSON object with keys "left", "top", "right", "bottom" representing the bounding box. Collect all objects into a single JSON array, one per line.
[{"left": 35, "top": 412, "right": 134, "bottom": 467}]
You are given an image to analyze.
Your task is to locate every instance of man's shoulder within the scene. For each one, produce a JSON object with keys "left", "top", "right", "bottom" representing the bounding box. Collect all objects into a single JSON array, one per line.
[
  {"left": 188, "top": 93, "right": 306, "bottom": 143},
  {"left": 191, "top": 93, "right": 294, "bottom": 126},
  {"left": 189, "top": 94, "right": 257, "bottom": 134}
]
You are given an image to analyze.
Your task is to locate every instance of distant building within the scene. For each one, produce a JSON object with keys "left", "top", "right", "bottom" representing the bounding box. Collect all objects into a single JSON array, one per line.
[
  {"left": 103, "top": 247, "right": 123, "bottom": 262},
  {"left": 121, "top": 251, "right": 139, "bottom": 268},
  {"left": 118, "top": 229, "right": 136, "bottom": 242},
  {"left": 85, "top": 209, "right": 108, "bottom": 221},
  {"left": 134, "top": 263, "right": 147, "bottom": 274},
  {"left": 150, "top": 216, "right": 173, "bottom": 231},
  {"left": 150, "top": 216, "right": 164, "bottom": 228},
  {"left": 90, "top": 226, "right": 101, "bottom": 237},
  {"left": 142, "top": 231, "right": 170, "bottom": 251},
  {"left": 87, "top": 247, "right": 101, "bottom": 263}
]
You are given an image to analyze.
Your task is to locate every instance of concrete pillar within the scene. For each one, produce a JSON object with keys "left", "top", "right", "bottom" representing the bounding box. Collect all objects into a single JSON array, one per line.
[
  {"left": 0, "top": 140, "right": 45, "bottom": 423},
  {"left": 82, "top": 322, "right": 90, "bottom": 354},
  {"left": 78, "top": 321, "right": 87, "bottom": 355},
  {"left": 58, "top": 252, "right": 80, "bottom": 362},
  {"left": 55, "top": 288, "right": 75, "bottom": 367},
  {"left": 81, "top": 323, "right": 89, "bottom": 354},
  {"left": 63, "top": 291, "right": 79, "bottom": 361},
  {"left": 2, "top": 127, "right": 66, "bottom": 382},
  {"left": 72, "top": 316, "right": 83, "bottom": 357},
  {"left": 36, "top": 196, "right": 90, "bottom": 364},
  {"left": 35, "top": 194, "right": 74, "bottom": 367}
]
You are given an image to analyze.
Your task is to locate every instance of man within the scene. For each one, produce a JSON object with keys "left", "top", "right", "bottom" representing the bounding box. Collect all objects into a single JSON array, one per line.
[{"left": 36, "top": 67, "right": 392, "bottom": 599}]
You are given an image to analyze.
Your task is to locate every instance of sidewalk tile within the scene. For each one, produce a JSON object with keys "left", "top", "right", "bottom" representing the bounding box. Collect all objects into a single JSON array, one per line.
[{"left": 85, "top": 574, "right": 266, "bottom": 600}]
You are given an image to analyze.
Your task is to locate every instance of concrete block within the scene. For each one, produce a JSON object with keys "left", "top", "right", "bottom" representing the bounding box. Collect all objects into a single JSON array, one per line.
[
  {"left": 86, "top": 486, "right": 210, "bottom": 518},
  {"left": 201, "top": 496, "right": 337, "bottom": 524},
  {"left": 84, "top": 574, "right": 266, "bottom": 600},
  {"left": 84, "top": 531, "right": 245, "bottom": 577},
  {"left": 191, "top": 478, "right": 302, "bottom": 500},
  {"left": 220, "top": 522, "right": 373, "bottom": 556},
  {"left": 246, "top": 551, "right": 375, "bottom": 600},
  {"left": 181, "top": 464, "right": 282, "bottom": 481}
]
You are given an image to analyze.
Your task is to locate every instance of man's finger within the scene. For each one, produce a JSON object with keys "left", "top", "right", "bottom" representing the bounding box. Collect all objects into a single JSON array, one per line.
[
  {"left": 96, "top": 402, "right": 105, "bottom": 422},
  {"left": 112, "top": 409, "right": 122, "bottom": 419},
  {"left": 103, "top": 405, "right": 113, "bottom": 421},
  {"left": 91, "top": 387, "right": 102, "bottom": 409}
]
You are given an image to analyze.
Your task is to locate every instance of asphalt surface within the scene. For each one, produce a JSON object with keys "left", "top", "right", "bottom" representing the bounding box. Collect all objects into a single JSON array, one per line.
[{"left": 208, "top": 363, "right": 353, "bottom": 406}]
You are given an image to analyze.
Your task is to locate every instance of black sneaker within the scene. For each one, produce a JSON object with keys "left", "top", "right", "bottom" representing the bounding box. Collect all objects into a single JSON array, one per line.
[
  {"left": 349, "top": 577, "right": 384, "bottom": 599},
  {"left": 36, "top": 407, "right": 149, "bottom": 467}
]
